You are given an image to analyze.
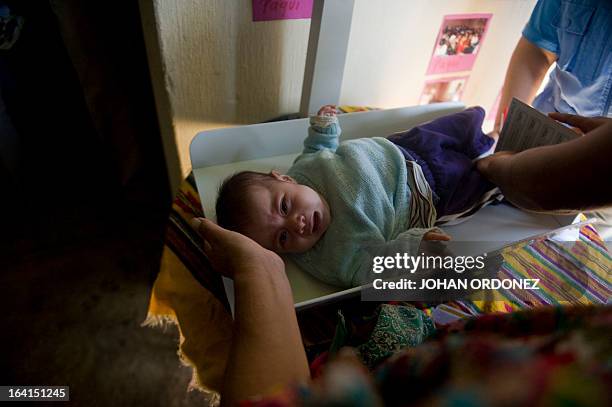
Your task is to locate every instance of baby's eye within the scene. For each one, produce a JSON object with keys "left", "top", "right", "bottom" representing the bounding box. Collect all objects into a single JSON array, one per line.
[
  {"left": 279, "top": 230, "right": 289, "bottom": 246},
  {"left": 280, "top": 197, "right": 288, "bottom": 215}
]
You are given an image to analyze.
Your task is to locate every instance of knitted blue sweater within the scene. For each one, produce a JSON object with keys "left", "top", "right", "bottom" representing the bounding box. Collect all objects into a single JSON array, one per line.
[{"left": 287, "top": 116, "right": 434, "bottom": 287}]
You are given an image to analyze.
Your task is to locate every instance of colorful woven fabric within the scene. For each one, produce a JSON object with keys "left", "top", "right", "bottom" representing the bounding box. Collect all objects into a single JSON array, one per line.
[
  {"left": 242, "top": 305, "right": 612, "bottom": 406},
  {"left": 355, "top": 305, "right": 435, "bottom": 369},
  {"left": 423, "top": 223, "right": 611, "bottom": 325},
  {"left": 162, "top": 174, "right": 227, "bottom": 305},
  {"left": 375, "top": 305, "right": 612, "bottom": 407}
]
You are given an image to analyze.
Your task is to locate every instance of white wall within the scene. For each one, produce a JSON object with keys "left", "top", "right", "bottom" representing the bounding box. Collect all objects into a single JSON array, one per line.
[
  {"left": 141, "top": 0, "right": 536, "bottom": 193},
  {"left": 341, "top": 0, "right": 537, "bottom": 119}
]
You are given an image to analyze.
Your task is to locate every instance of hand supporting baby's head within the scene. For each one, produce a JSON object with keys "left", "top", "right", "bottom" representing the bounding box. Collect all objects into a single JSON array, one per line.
[{"left": 216, "top": 170, "right": 331, "bottom": 254}]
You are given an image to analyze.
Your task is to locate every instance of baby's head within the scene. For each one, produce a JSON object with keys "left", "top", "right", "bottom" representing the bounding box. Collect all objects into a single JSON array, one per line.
[{"left": 216, "top": 170, "right": 331, "bottom": 254}]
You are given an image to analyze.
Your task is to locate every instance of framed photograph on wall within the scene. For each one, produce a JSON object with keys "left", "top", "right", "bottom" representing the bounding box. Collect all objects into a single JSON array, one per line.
[
  {"left": 419, "top": 76, "right": 469, "bottom": 105},
  {"left": 426, "top": 13, "right": 492, "bottom": 75}
]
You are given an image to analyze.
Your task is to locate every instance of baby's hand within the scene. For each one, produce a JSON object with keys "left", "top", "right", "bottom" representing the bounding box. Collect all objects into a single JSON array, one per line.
[
  {"left": 317, "top": 105, "right": 337, "bottom": 117},
  {"left": 423, "top": 231, "right": 451, "bottom": 241}
]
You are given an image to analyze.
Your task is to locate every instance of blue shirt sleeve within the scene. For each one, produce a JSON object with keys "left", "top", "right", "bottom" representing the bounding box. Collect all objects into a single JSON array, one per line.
[
  {"left": 301, "top": 115, "right": 342, "bottom": 154},
  {"left": 522, "top": 0, "right": 560, "bottom": 54}
]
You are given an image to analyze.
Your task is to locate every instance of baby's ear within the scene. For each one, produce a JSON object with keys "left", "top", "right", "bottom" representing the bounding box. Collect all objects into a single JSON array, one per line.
[{"left": 270, "top": 170, "right": 296, "bottom": 183}]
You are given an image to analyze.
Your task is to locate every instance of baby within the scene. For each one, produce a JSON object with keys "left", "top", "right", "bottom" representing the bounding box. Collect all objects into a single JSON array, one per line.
[{"left": 216, "top": 105, "right": 498, "bottom": 287}]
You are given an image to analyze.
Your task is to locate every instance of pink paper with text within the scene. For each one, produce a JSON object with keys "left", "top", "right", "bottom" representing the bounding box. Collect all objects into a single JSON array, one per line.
[{"left": 252, "top": 0, "right": 313, "bottom": 21}]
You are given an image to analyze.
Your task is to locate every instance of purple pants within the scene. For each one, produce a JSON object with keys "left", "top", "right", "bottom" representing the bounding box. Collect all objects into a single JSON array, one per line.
[{"left": 387, "top": 107, "right": 494, "bottom": 218}]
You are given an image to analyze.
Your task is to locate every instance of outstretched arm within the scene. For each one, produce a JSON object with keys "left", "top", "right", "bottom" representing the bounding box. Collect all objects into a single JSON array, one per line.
[
  {"left": 190, "top": 218, "right": 310, "bottom": 406},
  {"left": 494, "top": 37, "right": 557, "bottom": 133},
  {"left": 301, "top": 105, "right": 342, "bottom": 154},
  {"left": 478, "top": 115, "right": 612, "bottom": 212}
]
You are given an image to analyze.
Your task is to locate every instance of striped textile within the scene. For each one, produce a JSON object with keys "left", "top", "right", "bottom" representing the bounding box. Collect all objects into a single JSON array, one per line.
[
  {"left": 426, "top": 223, "right": 611, "bottom": 323},
  {"left": 436, "top": 187, "right": 503, "bottom": 226},
  {"left": 163, "top": 173, "right": 228, "bottom": 308},
  {"left": 494, "top": 224, "right": 610, "bottom": 307},
  {"left": 405, "top": 160, "right": 437, "bottom": 229}
]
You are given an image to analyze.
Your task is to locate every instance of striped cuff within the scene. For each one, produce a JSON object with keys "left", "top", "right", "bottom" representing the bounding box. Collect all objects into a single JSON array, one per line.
[{"left": 309, "top": 115, "right": 338, "bottom": 128}]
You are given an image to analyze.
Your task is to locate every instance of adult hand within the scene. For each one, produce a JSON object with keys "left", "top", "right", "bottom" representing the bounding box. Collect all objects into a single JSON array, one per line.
[
  {"left": 476, "top": 151, "right": 515, "bottom": 185},
  {"left": 548, "top": 113, "right": 611, "bottom": 134},
  {"left": 190, "top": 217, "right": 284, "bottom": 279}
]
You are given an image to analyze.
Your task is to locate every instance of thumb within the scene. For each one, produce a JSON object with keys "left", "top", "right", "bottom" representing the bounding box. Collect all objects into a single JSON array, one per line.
[
  {"left": 476, "top": 152, "right": 513, "bottom": 176},
  {"left": 190, "top": 217, "right": 224, "bottom": 244},
  {"left": 476, "top": 154, "right": 494, "bottom": 173}
]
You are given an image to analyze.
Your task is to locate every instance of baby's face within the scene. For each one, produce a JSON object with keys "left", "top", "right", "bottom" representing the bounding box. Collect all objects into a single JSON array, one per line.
[{"left": 242, "top": 173, "right": 331, "bottom": 254}]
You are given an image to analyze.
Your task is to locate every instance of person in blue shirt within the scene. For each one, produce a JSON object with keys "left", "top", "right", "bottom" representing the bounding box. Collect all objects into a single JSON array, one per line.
[
  {"left": 214, "top": 105, "right": 498, "bottom": 287},
  {"left": 493, "top": 0, "right": 612, "bottom": 240},
  {"left": 494, "top": 0, "right": 611, "bottom": 132}
]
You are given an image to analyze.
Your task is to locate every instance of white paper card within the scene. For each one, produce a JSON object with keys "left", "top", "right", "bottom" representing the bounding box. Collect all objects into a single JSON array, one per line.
[{"left": 496, "top": 98, "right": 579, "bottom": 152}]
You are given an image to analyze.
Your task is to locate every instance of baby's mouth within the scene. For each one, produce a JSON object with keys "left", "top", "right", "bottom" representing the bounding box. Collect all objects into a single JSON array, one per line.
[{"left": 312, "top": 211, "right": 320, "bottom": 234}]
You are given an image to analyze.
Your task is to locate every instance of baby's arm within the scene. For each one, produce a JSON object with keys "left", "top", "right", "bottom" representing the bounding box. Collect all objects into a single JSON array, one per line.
[
  {"left": 301, "top": 105, "right": 343, "bottom": 154},
  {"left": 350, "top": 227, "right": 450, "bottom": 286}
]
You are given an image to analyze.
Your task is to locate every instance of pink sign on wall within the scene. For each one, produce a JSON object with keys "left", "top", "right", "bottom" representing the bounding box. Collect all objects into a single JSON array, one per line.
[
  {"left": 426, "top": 13, "right": 493, "bottom": 75},
  {"left": 252, "top": 0, "right": 313, "bottom": 21}
]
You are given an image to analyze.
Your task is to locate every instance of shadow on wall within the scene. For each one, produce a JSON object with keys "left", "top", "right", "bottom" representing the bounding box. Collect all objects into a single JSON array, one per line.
[
  {"left": 234, "top": 10, "right": 285, "bottom": 123},
  {"left": 154, "top": 0, "right": 290, "bottom": 126}
]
